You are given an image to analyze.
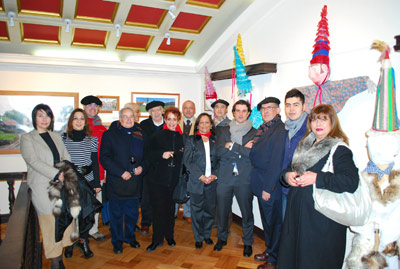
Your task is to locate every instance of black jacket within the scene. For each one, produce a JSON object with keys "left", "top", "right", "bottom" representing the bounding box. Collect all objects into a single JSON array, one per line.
[
  {"left": 148, "top": 129, "right": 184, "bottom": 188},
  {"left": 100, "top": 125, "right": 145, "bottom": 200}
]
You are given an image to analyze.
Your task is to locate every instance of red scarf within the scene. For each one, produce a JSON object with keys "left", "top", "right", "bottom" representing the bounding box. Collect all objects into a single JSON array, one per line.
[
  {"left": 163, "top": 123, "right": 183, "bottom": 134},
  {"left": 196, "top": 131, "right": 212, "bottom": 138}
]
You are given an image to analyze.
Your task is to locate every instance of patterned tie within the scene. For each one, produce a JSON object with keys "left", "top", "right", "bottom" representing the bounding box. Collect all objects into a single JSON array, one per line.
[{"left": 184, "top": 119, "right": 191, "bottom": 135}]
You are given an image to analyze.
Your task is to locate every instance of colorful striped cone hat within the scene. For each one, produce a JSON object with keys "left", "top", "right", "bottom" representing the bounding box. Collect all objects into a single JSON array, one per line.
[{"left": 370, "top": 40, "right": 400, "bottom": 133}]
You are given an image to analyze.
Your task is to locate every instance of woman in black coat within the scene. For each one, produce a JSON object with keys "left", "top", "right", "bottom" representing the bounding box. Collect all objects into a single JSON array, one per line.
[
  {"left": 146, "top": 107, "right": 184, "bottom": 252},
  {"left": 184, "top": 113, "right": 218, "bottom": 249},
  {"left": 277, "top": 104, "right": 359, "bottom": 269}
]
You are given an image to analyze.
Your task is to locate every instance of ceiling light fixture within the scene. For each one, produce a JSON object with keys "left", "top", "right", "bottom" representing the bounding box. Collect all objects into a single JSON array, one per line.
[
  {"left": 165, "top": 33, "right": 171, "bottom": 45},
  {"left": 64, "top": 19, "right": 71, "bottom": 33},
  {"left": 168, "top": 5, "right": 177, "bottom": 20},
  {"left": 7, "top": 12, "right": 16, "bottom": 27},
  {"left": 115, "top": 24, "right": 121, "bottom": 37}
]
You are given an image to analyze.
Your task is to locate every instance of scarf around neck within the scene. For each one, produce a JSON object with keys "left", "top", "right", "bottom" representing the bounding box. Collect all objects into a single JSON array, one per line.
[
  {"left": 253, "top": 114, "right": 281, "bottom": 143},
  {"left": 196, "top": 131, "right": 212, "bottom": 138},
  {"left": 163, "top": 123, "right": 183, "bottom": 134},
  {"left": 291, "top": 132, "right": 342, "bottom": 175},
  {"left": 229, "top": 119, "right": 253, "bottom": 145},
  {"left": 285, "top": 112, "right": 308, "bottom": 140}
]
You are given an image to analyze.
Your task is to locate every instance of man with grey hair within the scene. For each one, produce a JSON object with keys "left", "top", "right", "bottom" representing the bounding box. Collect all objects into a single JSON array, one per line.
[{"left": 100, "top": 107, "right": 145, "bottom": 254}]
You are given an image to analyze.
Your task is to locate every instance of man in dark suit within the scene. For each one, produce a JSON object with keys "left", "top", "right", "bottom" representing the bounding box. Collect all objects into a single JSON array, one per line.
[
  {"left": 250, "top": 97, "right": 287, "bottom": 269},
  {"left": 214, "top": 100, "right": 257, "bottom": 257},
  {"left": 139, "top": 101, "right": 165, "bottom": 235},
  {"left": 211, "top": 99, "right": 231, "bottom": 127}
]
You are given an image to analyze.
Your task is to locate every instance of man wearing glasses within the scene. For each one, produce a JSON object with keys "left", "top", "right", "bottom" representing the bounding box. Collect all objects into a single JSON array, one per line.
[
  {"left": 81, "top": 95, "right": 107, "bottom": 242},
  {"left": 250, "top": 97, "right": 287, "bottom": 269}
]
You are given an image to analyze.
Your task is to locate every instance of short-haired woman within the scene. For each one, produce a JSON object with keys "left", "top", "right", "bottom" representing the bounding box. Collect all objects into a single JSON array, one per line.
[
  {"left": 147, "top": 107, "right": 184, "bottom": 252},
  {"left": 20, "top": 104, "right": 73, "bottom": 269},
  {"left": 277, "top": 104, "right": 359, "bottom": 269}
]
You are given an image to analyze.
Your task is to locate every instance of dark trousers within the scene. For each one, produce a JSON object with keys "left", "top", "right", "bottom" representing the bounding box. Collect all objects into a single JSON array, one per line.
[
  {"left": 189, "top": 184, "right": 216, "bottom": 242},
  {"left": 257, "top": 195, "right": 282, "bottom": 264},
  {"left": 149, "top": 182, "right": 175, "bottom": 243},
  {"left": 216, "top": 178, "right": 254, "bottom": 245},
  {"left": 140, "top": 176, "right": 152, "bottom": 226},
  {"left": 109, "top": 198, "right": 139, "bottom": 248}
]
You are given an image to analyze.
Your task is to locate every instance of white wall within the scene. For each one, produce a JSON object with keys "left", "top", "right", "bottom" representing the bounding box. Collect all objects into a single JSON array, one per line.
[
  {"left": 205, "top": 0, "right": 400, "bottom": 228},
  {"left": 0, "top": 60, "right": 202, "bottom": 213}
]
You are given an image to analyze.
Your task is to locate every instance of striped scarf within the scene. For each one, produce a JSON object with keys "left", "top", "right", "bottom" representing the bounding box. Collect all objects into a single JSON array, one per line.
[{"left": 253, "top": 114, "right": 281, "bottom": 143}]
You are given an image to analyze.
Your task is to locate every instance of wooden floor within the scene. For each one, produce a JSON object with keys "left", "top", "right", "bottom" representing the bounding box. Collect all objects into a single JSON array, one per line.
[{"left": 1, "top": 211, "right": 267, "bottom": 268}]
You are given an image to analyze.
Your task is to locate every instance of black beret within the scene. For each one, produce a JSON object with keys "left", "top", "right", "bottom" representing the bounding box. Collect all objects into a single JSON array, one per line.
[
  {"left": 257, "top": 97, "right": 280, "bottom": 111},
  {"left": 211, "top": 99, "right": 230, "bottom": 108},
  {"left": 81, "top": 95, "right": 102, "bottom": 106},
  {"left": 146, "top": 101, "right": 165, "bottom": 111}
]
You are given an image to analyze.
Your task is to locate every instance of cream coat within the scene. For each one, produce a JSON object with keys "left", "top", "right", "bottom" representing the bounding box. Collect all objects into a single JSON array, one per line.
[{"left": 20, "top": 130, "right": 71, "bottom": 215}]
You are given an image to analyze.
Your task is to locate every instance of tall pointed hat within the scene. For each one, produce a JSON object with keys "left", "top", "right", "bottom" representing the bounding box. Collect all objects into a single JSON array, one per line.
[
  {"left": 371, "top": 40, "right": 399, "bottom": 132},
  {"left": 204, "top": 66, "right": 217, "bottom": 100},
  {"left": 310, "top": 5, "right": 330, "bottom": 66}
]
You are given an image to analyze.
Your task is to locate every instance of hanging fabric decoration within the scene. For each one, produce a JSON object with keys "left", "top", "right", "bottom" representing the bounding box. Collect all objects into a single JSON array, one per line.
[
  {"left": 234, "top": 34, "right": 246, "bottom": 68},
  {"left": 308, "top": 5, "right": 330, "bottom": 107},
  {"left": 204, "top": 66, "right": 218, "bottom": 111},
  {"left": 233, "top": 46, "right": 252, "bottom": 98}
]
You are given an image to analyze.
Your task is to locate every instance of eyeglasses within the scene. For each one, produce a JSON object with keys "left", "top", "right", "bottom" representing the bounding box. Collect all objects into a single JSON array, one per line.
[
  {"left": 86, "top": 104, "right": 99, "bottom": 107},
  {"left": 260, "top": 106, "right": 277, "bottom": 111}
]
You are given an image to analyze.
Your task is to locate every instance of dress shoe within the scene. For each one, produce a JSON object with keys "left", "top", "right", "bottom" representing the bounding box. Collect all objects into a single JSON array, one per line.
[
  {"left": 140, "top": 225, "right": 150, "bottom": 235},
  {"left": 195, "top": 242, "right": 203, "bottom": 249},
  {"left": 254, "top": 252, "right": 270, "bottom": 262},
  {"left": 89, "top": 232, "right": 106, "bottom": 242},
  {"left": 50, "top": 255, "right": 65, "bottom": 269},
  {"left": 146, "top": 242, "right": 163, "bottom": 252},
  {"left": 167, "top": 238, "right": 176, "bottom": 247},
  {"left": 204, "top": 238, "right": 214, "bottom": 245},
  {"left": 213, "top": 240, "right": 227, "bottom": 251},
  {"left": 134, "top": 225, "right": 140, "bottom": 232},
  {"left": 129, "top": 241, "right": 141, "bottom": 248},
  {"left": 113, "top": 246, "right": 123, "bottom": 254},
  {"left": 243, "top": 245, "right": 252, "bottom": 257},
  {"left": 257, "top": 262, "right": 275, "bottom": 269},
  {"left": 183, "top": 216, "right": 192, "bottom": 223},
  {"left": 64, "top": 246, "right": 73, "bottom": 258},
  {"left": 77, "top": 238, "right": 94, "bottom": 259}
]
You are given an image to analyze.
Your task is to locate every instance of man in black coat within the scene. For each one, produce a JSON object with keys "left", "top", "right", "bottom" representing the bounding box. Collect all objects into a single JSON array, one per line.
[
  {"left": 214, "top": 100, "right": 257, "bottom": 257},
  {"left": 100, "top": 108, "right": 145, "bottom": 254},
  {"left": 139, "top": 101, "right": 165, "bottom": 235},
  {"left": 250, "top": 97, "right": 287, "bottom": 269},
  {"left": 211, "top": 99, "right": 231, "bottom": 127}
]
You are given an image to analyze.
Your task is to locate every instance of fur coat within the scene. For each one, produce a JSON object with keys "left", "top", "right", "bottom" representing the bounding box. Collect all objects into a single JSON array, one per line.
[{"left": 346, "top": 170, "right": 400, "bottom": 269}]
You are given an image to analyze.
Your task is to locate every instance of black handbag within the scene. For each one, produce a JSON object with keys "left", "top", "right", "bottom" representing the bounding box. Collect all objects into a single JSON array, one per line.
[{"left": 172, "top": 168, "right": 190, "bottom": 204}]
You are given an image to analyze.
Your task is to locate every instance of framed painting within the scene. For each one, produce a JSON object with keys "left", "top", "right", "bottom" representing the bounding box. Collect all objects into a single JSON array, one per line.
[
  {"left": 131, "top": 92, "right": 180, "bottom": 118},
  {"left": 0, "top": 91, "right": 79, "bottom": 154},
  {"left": 97, "top": 95, "right": 119, "bottom": 113}
]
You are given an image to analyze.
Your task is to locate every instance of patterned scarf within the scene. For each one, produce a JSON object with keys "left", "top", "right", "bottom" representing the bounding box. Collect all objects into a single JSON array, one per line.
[{"left": 253, "top": 114, "right": 281, "bottom": 143}]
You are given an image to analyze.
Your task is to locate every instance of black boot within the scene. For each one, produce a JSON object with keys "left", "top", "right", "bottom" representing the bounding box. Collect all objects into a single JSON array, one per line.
[
  {"left": 50, "top": 255, "right": 65, "bottom": 269},
  {"left": 77, "top": 238, "right": 94, "bottom": 258},
  {"left": 64, "top": 246, "right": 73, "bottom": 258}
]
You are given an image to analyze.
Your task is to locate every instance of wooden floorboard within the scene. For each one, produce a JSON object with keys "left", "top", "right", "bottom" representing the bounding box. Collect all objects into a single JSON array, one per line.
[{"left": 1, "top": 210, "right": 267, "bottom": 268}]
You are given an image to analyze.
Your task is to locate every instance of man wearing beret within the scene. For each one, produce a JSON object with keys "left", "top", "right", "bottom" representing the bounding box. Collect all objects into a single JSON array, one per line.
[
  {"left": 211, "top": 99, "right": 231, "bottom": 127},
  {"left": 81, "top": 95, "right": 107, "bottom": 242},
  {"left": 139, "top": 101, "right": 165, "bottom": 235},
  {"left": 250, "top": 97, "right": 287, "bottom": 269}
]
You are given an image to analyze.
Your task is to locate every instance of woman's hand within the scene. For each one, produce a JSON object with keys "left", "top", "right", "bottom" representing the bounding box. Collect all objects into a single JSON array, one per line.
[
  {"left": 162, "top": 151, "right": 174, "bottom": 159},
  {"left": 199, "top": 175, "right": 208, "bottom": 184},
  {"left": 134, "top": 166, "right": 143, "bottom": 176},
  {"left": 121, "top": 171, "right": 132, "bottom": 181},
  {"left": 94, "top": 188, "right": 101, "bottom": 194},
  {"left": 286, "top": 171, "right": 300, "bottom": 187},
  {"left": 207, "top": 174, "right": 217, "bottom": 184},
  {"left": 297, "top": 171, "right": 317, "bottom": 187},
  {"left": 58, "top": 172, "right": 64, "bottom": 182}
]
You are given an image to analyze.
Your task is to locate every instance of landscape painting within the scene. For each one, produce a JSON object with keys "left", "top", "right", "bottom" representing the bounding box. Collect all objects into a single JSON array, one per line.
[
  {"left": 132, "top": 92, "right": 180, "bottom": 118},
  {"left": 0, "top": 91, "right": 78, "bottom": 154}
]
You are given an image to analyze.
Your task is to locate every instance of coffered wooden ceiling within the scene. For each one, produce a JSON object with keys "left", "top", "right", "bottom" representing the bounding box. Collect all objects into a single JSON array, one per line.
[{"left": 0, "top": 0, "right": 254, "bottom": 62}]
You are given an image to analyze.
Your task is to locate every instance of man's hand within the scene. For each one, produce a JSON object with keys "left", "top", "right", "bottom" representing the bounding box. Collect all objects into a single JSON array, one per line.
[
  {"left": 121, "top": 171, "right": 132, "bottom": 180},
  {"left": 244, "top": 140, "right": 254, "bottom": 149},
  {"left": 134, "top": 166, "right": 143, "bottom": 175},
  {"left": 162, "top": 151, "right": 174, "bottom": 159},
  {"left": 225, "top": 142, "right": 233, "bottom": 149},
  {"left": 262, "top": 190, "right": 271, "bottom": 201}
]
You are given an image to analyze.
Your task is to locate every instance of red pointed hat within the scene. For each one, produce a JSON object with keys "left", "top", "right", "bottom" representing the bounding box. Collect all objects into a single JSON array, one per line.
[{"left": 310, "top": 5, "right": 330, "bottom": 66}]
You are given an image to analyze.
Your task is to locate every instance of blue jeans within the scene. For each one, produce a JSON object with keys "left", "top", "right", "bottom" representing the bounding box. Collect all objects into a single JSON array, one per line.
[{"left": 109, "top": 198, "right": 139, "bottom": 248}]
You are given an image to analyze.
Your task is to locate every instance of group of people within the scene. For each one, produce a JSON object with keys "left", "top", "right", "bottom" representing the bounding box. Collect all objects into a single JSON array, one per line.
[{"left": 21, "top": 89, "right": 360, "bottom": 269}]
